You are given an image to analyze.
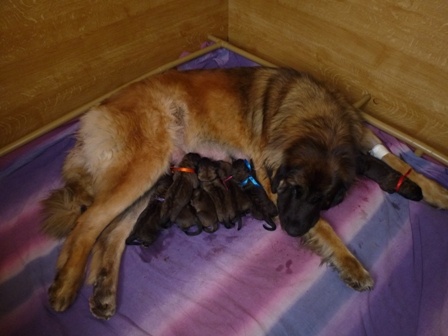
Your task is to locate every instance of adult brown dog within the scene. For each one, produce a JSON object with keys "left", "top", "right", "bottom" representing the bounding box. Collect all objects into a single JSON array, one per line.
[{"left": 41, "top": 67, "right": 448, "bottom": 319}]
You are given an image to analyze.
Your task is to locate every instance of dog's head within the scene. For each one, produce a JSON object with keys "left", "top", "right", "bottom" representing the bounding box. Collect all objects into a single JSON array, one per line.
[{"left": 271, "top": 138, "right": 357, "bottom": 237}]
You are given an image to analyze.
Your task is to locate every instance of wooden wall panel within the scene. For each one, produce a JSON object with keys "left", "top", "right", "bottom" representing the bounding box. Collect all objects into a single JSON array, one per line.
[
  {"left": 229, "top": 0, "right": 448, "bottom": 156},
  {"left": 0, "top": 0, "right": 227, "bottom": 150}
]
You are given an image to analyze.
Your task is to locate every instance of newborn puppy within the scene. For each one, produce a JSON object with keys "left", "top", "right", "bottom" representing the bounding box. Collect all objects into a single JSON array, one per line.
[
  {"left": 197, "top": 157, "right": 237, "bottom": 229},
  {"left": 357, "top": 152, "right": 423, "bottom": 201},
  {"left": 231, "top": 159, "right": 278, "bottom": 231},
  {"left": 173, "top": 204, "right": 203, "bottom": 236},
  {"left": 191, "top": 188, "right": 219, "bottom": 233},
  {"left": 160, "top": 153, "right": 201, "bottom": 224},
  {"left": 126, "top": 174, "right": 173, "bottom": 247},
  {"left": 218, "top": 160, "right": 250, "bottom": 230}
]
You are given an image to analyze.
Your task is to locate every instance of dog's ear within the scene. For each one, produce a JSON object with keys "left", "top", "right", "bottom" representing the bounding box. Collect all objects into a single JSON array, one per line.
[
  {"left": 326, "top": 183, "right": 348, "bottom": 209},
  {"left": 271, "top": 165, "right": 290, "bottom": 194}
]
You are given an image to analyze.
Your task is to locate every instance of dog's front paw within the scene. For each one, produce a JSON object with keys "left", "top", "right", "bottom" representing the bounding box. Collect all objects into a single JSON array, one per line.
[
  {"left": 337, "top": 256, "right": 374, "bottom": 292},
  {"left": 48, "top": 273, "right": 82, "bottom": 311},
  {"left": 421, "top": 179, "right": 448, "bottom": 209}
]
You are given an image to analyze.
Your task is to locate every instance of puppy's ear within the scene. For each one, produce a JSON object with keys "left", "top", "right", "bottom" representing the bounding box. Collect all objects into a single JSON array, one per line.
[{"left": 271, "top": 165, "right": 288, "bottom": 194}]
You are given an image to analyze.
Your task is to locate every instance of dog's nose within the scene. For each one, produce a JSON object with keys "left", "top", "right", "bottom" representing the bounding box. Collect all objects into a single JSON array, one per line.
[
  {"left": 283, "top": 224, "right": 304, "bottom": 237},
  {"left": 282, "top": 215, "right": 320, "bottom": 237}
]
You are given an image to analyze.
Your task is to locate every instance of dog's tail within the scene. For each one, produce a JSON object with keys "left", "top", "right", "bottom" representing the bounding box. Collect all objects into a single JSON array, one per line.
[{"left": 41, "top": 184, "right": 92, "bottom": 239}]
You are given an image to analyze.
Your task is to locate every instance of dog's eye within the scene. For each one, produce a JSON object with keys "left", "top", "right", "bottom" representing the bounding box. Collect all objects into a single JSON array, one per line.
[
  {"left": 330, "top": 187, "right": 347, "bottom": 207},
  {"left": 293, "top": 186, "right": 303, "bottom": 199},
  {"left": 309, "top": 194, "right": 323, "bottom": 204},
  {"left": 321, "top": 186, "right": 347, "bottom": 210}
]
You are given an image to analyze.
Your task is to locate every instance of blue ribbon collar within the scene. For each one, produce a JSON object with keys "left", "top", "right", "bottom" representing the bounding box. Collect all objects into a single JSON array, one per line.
[{"left": 239, "top": 160, "right": 261, "bottom": 187}]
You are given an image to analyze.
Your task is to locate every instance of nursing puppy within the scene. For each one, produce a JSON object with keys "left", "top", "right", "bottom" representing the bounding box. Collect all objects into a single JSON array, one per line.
[
  {"left": 191, "top": 187, "right": 219, "bottom": 233},
  {"left": 197, "top": 157, "right": 238, "bottom": 229},
  {"left": 126, "top": 173, "right": 173, "bottom": 247},
  {"left": 218, "top": 160, "right": 247, "bottom": 230},
  {"left": 160, "top": 153, "right": 201, "bottom": 224},
  {"left": 173, "top": 203, "right": 203, "bottom": 236},
  {"left": 231, "top": 159, "right": 278, "bottom": 231},
  {"left": 41, "top": 67, "right": 448, "bottom": 319}
]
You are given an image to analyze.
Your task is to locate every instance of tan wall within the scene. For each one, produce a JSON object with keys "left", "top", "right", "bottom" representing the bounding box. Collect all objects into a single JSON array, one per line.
[
  {"left": 229, "top": 0, "right": 448, "bottom": 156},
  {"left": 0, "top": 0, "right": 227, "bottom": 151},
  {"left": 2, "top": 0, "right": 447, "bottom": 157}
]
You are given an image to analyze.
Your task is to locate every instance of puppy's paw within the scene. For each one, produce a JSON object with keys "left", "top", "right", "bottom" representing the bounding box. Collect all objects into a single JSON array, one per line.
[
  {"left": 337, "top": 256, "right": 374, "bottom": 292},
  {"left": 48, "top": 273, "right": 82, "bottom": 311}
]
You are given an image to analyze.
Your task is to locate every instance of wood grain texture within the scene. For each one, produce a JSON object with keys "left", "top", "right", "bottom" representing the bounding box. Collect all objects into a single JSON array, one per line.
[
  {"left": 0, "top": 0, "right": 227, "bottom": 149},
  {"left": 229, "top": 0, "right": 448, "bottom": 156}
]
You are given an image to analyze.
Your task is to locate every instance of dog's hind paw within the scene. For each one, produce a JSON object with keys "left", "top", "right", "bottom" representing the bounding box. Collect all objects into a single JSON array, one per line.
[
  {"left": 48, "top": 274, "right": 81, "bottom": 311},
  {"left": 89, "top": 271, "right": 117, "bottom": 320},
  {"left": 89, "top": 289, "right": 117, "bottom": 320},
  {"left": 337, "top": 256, "right": 374, "bottom": 292}
]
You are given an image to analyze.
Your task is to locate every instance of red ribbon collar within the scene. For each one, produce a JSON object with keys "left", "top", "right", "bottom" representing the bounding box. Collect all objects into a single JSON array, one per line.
[{"left": 395, "top": 168, "right": 413, "bottom": 192}]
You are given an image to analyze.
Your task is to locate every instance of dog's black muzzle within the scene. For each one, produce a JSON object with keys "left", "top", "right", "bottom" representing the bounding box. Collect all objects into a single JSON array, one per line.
[{"left": 276, "top": 190, "right": 322, "bottom": 237}]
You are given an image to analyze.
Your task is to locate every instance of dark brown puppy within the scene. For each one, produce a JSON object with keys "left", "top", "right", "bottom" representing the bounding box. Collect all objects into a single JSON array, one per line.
[
  {"left": 191, "top": 187, "right": 219, "bottom": 233},
  {"left": 232, "top": 159, "right": 278, "bottom": 231},
  {"left": 218, "top": 160, "right": 248, "bottom": 230},
  {"left": 197, "top": 157, "right": 237, "bottom": 229},
  {"left": 356, "top": 152, "right": 423, "bottom": 201},
  {"left": 126, "top": 174, "right": 173, "bottom": 247},
  {"left": 160, "top": 153, "right": 201, "bottom": 224},
  {"left": 173, "top": 204, "right": 203, "bottom": 236}
]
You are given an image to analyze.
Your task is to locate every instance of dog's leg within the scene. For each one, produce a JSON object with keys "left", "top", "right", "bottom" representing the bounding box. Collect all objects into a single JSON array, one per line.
[
  {"left": 253, "top": 160, "right": 278, "bottom": 202},
  {"left": 361, "top": 128, "right": 448, "bottom": 209},
  {"left": 302, "top": 218, "right": 374, "bottom": 291},
  {"left": 48, "top": 158, "right": 169, "bottom": 312},
  {"left": 87, "top": 194, "right": 150, "bottom": 320}
]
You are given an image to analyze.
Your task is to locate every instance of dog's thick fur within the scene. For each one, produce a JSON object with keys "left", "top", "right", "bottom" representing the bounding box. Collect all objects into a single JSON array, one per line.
[{"left": 42, "top": 67, "right": 448, "bottom": 319}]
